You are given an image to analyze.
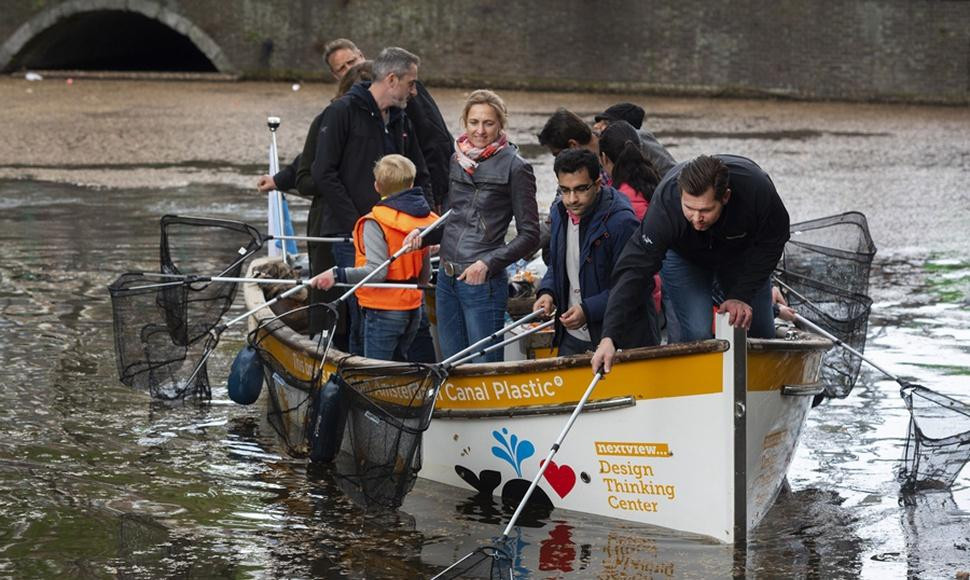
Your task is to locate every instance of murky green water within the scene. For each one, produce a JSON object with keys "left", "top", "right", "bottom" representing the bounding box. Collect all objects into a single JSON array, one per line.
[{"left": 1, "top": 101, "right": 969, "bottom": 578}]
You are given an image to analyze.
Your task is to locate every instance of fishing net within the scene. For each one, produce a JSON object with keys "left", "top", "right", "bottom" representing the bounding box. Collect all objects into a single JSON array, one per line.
[
  {"left": 775, "top": 271, "right": 873, "bottom": 398},
  {"left": 108, "top": 273, "right": 215, "bottom": 400},
  {"left": 108, "top": 216, "right": 263, "bottom": 400},
  {"left": 777, "top": 212, "right": 877, "bottom": 398},
  {"left": 333, "top": 362, "right": 444, "bottom": 509},
  {"left": 432, "top": 545, "right": 513, "bottom": 580},
  {"left": 248, "top": 304, "right": 326, "bottom": 458},
  {"left": 160, "top": 215, "right": 263, "bottom": 343},
  {"left": 898, "top": 385, "right": 970, "bottom": 492}
]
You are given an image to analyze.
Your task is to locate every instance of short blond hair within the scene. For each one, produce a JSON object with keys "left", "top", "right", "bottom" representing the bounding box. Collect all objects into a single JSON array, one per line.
[
  {"left": 461, "top": 89, "right": 508, "bottom": 131},
  {"left": 373, "top": 154, "right": 416, "bottom": 197}
]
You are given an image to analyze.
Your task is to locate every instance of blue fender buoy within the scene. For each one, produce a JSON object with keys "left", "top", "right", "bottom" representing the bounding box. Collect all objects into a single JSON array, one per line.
[{"left": 228, "top": 345, "right": 264, "bottom": 405}]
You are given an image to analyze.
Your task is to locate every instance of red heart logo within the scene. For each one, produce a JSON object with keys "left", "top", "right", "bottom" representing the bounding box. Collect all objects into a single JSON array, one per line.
[{"left": 540, "top": 460, "right": 576, "bottom": 498}]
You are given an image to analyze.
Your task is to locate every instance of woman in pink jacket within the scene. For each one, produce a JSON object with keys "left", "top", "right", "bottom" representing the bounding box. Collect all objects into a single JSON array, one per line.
[{"left": 599, "top": 120, "right": 664, "bottom": 311}]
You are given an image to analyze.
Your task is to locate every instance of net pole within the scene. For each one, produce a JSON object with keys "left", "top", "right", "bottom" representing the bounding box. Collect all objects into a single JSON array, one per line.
[
  {"left": 439, "top": 308, "right": 547, "bottom": 368},
  {"left": 500, "top": 371, "right": 603, "bottom": 538}
]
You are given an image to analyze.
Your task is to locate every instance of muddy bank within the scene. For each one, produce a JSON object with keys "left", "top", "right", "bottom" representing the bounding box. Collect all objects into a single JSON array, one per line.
[{"left": 3, "top": 76, "right": 969, "bottom": 249}]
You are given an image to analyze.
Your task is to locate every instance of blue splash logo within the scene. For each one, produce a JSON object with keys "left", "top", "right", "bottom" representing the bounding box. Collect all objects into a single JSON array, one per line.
[{"left": 491, "top": 428, "right": 535, "bottom": 477}]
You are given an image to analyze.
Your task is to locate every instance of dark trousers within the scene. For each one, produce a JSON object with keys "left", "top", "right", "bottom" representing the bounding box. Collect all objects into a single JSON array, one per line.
[{"left": 558, "top": 332, "right": 593, "bottom": 357}]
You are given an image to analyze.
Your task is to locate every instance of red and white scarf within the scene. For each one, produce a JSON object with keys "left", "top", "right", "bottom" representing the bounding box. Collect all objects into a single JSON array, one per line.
[{"left": 455, "top": 132, "right": 509, "bottom": 175}]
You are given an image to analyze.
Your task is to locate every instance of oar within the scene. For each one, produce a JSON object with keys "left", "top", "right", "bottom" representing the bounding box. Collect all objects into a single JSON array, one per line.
[{"left": 432, "top": 370, "right": 605, "bottom": 580}]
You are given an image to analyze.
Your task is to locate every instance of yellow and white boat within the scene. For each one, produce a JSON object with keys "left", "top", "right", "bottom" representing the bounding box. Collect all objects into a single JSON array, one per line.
[{"left": 243, "top": 256, "right": 830, "bottom": 543}]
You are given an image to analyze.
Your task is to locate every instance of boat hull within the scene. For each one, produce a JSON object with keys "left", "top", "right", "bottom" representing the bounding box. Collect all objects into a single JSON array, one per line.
[{"left": 243, "top": 257, "right": 828, "bottom": 543}]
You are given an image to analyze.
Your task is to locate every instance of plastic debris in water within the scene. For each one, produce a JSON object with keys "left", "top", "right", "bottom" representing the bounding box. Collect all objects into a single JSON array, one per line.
[
  {"left": 291, "top": 83, "right": 301, "bottom": 91},
  {"left": 25, "top": 72, "right": 42, "bottom": 81}
]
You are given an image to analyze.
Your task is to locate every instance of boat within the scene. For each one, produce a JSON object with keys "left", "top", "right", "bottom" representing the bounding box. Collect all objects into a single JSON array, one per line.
[{"left": 242, "top": 255, "right": 831, "bottom": 544}]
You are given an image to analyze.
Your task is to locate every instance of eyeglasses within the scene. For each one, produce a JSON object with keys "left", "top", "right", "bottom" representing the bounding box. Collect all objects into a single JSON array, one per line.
[{"left": 556, "top": 182, "right": 596, "bottom": 195}]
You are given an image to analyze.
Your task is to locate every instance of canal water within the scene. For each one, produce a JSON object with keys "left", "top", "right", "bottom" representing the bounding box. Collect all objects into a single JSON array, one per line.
[{"left": 0, "top": 80, "right": 968, "bottom": 578}]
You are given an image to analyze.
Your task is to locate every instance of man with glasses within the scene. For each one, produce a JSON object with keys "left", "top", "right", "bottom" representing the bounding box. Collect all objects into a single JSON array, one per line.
[{"left": 533, "top": 149, "right": 655, "bottom": 356}]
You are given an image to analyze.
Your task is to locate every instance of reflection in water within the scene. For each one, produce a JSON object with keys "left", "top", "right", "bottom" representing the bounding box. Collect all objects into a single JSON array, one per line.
[
  {"left": 0, "top": 155, "right": 968, "bottom": 578},
  {"left": 902, "top": 491, "right": 970, "bottom": 578}
]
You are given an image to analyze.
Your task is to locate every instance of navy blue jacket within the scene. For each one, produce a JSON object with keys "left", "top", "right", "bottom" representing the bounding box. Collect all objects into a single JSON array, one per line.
[{"left": 538, "top": 185, "right": 639, "bottom": 346}]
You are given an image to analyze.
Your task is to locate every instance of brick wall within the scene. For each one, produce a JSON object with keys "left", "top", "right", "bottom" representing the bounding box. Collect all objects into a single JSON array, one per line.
[{"left": 2, "top": 0, "right": 967, "bottom": 103}]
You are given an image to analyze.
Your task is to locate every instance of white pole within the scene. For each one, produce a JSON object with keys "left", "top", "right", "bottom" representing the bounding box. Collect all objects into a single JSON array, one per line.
[{"left": 267, "top": 116, "right": 288, "bottom": 266}]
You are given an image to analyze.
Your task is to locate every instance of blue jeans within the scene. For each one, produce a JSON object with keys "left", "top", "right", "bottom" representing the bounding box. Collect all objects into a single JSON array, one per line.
[
  {"left": 660, "top": 250, "right": 774, "bottom": 342},
  {"left": 362, "top": 307, "right": 421, "bottom": 362},
  {"left": 331, "top": 240, "right": 362, "bottom": 356},
  {"left": 435, "top": 270, "right": 509, "bottom": 363}
]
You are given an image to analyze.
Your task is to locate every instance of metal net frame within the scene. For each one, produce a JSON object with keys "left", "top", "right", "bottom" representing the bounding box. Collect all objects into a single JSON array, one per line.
[
  {"left": 159, "top": 215, "right": 264, "bottom": 344},
  {"left": 777, "top": 211, "right": 877, "bottom": 398},
  {"left": 898, "top": 385, "right": 970, "bottom": 492},
  {"left": 247, "top": 303, "right": 331, "bottom": 458},
  {"left": 333, "top": 362, "right": 445, "bottom": 509},
  {"left": 108, "top": 273, "right": 214, "bottom": 400}
]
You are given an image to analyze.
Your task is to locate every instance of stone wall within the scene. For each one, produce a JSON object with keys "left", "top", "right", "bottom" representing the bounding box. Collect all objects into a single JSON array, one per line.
[{"left": 2, "top": 0, "right": 968, "bottom": 104}]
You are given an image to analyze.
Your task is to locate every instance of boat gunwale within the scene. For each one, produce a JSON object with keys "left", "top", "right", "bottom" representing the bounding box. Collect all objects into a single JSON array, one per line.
[{"left": 243, "top": 259, "right": 834, "bottom": 376}]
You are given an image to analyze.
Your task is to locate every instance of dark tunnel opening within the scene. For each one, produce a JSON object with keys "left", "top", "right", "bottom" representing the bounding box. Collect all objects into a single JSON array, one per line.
[{"left": 9, "top": 11, "right": 217, "bottom": 72}]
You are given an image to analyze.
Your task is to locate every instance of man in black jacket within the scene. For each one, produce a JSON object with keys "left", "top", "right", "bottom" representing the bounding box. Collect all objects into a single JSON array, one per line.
[
  {"left": 591, "top": 154, "right": 790, "bottom": 373},
  {"left": 256, "top": 39, "right": 453, "bottom": 211},
  {"left": 307, "top": 46, "right": 431, "bottom": 354}
]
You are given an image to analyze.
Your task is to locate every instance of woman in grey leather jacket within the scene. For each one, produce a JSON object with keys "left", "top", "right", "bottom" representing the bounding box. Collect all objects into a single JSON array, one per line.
[{"left": 435, "top": 89, "right": 541, "bottom": 362}]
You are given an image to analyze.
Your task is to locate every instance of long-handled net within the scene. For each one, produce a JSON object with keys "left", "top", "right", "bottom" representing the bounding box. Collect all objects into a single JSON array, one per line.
[
  {"left": 108, "top": 216, "right": 264, "bottom": 399},
  {"left": 108, "top": 273, "right": 215, "bottom": 399},
  {"left": 332, "top": 362, "right": 445, "bottom": 509},
  {"left": 776, "top": 211, "right": 877, "bottom": 398},
  {"left": 159, "top": 215, "right": 264, "bottom": 343},
  {"left": 898, "top": 385, "right": 970, "bottom": 492}
]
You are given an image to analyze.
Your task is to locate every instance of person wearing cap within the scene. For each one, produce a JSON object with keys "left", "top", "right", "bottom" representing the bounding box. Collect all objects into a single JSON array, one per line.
[
  {"left": 533, "top": 149, "right": 655, "bottom": 356},
  {"left": 592, "top": 102, "right": 676, "bottom": 179},
  {"left": 591, "top": 154, "right": 790, "bottom": 374}
]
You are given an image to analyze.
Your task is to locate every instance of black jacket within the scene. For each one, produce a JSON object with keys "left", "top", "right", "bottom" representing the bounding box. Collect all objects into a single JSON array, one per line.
[
  {"left": 436, "top": 144, "right": 540, "bottom": 276},
  {"left": 274, "top": 81, "right": 450, "bottom": 203},
  {"left": 602, "top": 154, "right": 790, "bottom": 343},
  {"left": 408, "top": 82, "right": 454, "bottom": 210},
  {"left": 308, "top": 82, "right": 430, "bottom": 235}
]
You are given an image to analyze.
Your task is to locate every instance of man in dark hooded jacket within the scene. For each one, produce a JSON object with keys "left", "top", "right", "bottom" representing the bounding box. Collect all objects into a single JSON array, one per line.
[
  {"left": 592, "top": 154, "right": 790, "bottom": 373},
  {"left": 306, "top": 46, "right": 430, "bottom": 353},
  {"left": 534, "top": 149, "right": 656, "bottom": 355}
]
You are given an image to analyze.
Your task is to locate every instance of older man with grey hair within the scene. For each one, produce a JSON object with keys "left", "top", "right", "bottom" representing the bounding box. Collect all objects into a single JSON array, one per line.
[{"left": 305, "top": 46, "right": 431, "bottom": 354}]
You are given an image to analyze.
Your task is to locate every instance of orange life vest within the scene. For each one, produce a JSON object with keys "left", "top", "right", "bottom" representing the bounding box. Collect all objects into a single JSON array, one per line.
[{"left": 353, "top": 205, "right": 437, "bottom": 311}]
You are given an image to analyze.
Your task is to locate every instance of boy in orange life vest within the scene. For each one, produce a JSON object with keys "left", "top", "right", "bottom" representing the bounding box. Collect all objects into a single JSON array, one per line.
[{"left": 309, "top": 154, "right": 438, "bottom": 361}]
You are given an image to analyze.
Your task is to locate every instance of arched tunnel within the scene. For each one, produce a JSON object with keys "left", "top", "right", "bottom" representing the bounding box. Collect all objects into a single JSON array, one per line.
[{"left": 7, "top": 10, "right": 217, "bottom": 72}]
